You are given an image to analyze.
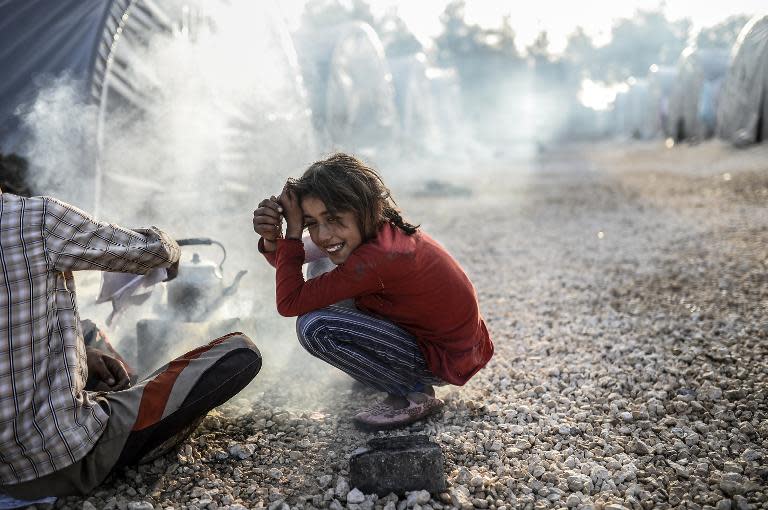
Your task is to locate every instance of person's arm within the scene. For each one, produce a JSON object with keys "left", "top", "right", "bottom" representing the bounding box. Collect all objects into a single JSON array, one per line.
[
  {"left": 253, "top": 195, "right": 283, "bottom": 256},
  {"left": 254, "top": 195, "right": 285, "bottom": 268},
  {"left": 257, "top": 237, "right": 279, "bottom": 267},
  {"left": 42, "top": 197, "right": 179, "bottom": 273},
  {"left": 273, "top": 184, "right": 381, "bottom": 315},
  {"left": 273, "top": 239, "right": 383, "bottom": 316},
  {"left": 258, "top": 233, "right": 326, "bottom": 267}
]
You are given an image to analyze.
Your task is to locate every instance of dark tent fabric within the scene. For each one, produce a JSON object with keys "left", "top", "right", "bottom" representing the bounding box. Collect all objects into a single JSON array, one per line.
[
  {"left": 0, "top": 0, "right": 127, "bottom": 154},
  {"left": 717, "top": 14, "right": 768, "bottom": 145}
]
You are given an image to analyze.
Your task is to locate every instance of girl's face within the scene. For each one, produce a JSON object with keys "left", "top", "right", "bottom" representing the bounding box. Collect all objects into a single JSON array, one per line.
[{"left": 301, "top": 196, "right": 362, "bottom": 264}]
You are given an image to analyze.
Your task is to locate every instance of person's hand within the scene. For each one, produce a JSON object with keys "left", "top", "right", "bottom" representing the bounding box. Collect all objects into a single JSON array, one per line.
[
  {"left": 163, "top": 259, "right": 179, "bottom": 282},
  {"left": 253, "top": 196, "right": 284, "bottom": 251},
  {"left": 278, "top": 182, "right": 303, "bottom": 240},
  {"left": 86, "top": 347, "right": 131, "bottom": 392}
]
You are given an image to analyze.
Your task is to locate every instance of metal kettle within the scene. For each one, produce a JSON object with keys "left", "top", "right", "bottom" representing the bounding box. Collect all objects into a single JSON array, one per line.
[{"left": 166, "top": 238, "right": 247, "bottom": 322}]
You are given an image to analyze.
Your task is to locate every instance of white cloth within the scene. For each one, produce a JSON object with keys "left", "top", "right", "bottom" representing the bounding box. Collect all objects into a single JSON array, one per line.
[{"left": 96, "top": 268, "right": 167, "bottom": 324}]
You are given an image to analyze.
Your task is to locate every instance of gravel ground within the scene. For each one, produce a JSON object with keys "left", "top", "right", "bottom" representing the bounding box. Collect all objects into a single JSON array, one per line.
[{"left": 53, "top": 141, "right": 767, "bottom": 510}]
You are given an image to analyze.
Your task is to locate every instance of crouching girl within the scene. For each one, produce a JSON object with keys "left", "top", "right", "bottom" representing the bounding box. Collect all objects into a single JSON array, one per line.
[{"left": 252, "top": 153, "right": 493, "bottom": 429}]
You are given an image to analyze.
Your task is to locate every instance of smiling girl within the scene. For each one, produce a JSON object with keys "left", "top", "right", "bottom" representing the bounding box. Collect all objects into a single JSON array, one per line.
[{"left": 253, "top": 153, "right": 493, "bottom": 429}]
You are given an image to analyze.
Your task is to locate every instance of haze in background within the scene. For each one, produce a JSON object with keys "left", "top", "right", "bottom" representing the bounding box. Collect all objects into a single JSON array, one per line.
[{"left": 280, "top": 0, "right": 766, "bottom": 53}]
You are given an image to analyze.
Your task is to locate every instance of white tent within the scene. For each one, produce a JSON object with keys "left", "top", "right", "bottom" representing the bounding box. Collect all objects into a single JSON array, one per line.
[
  {"left": 647, "top": 65, "right": 677, "bottom": 138},
  {"left": 717, "top": 14, "right": 768, "bottom": 145},
  {"left": 295, "top": 21, "right": 398, "bottom": 153},
  {"left": 388, "top": 53, "right": 439, "bottom": 152},
  {"left": 619, "top": 79, "right": 654, "bottom": 139},
  {"left": 668, "top": 46, "right": 730, "bottom": 142}
]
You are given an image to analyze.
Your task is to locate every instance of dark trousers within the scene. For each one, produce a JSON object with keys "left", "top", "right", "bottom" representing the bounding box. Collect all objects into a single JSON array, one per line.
[{"left": 2, "top": 333, "right": 260, "bottom": 498}]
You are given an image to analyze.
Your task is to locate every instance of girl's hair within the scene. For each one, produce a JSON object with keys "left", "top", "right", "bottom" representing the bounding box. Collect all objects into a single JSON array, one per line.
[{"left": 289, "top": 153, "right": 418, "bottom": 241}]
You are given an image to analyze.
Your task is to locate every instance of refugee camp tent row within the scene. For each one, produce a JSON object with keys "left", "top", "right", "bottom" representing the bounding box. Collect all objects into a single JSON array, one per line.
[
  {"left": 717, "top": 14, "right": 768, "bottom": 146},
  {"left": 0, "top": 0, "right": 127, "bottom": 153},
  {"left": 667, "top": 46, "right": 729, "bottom": 142}
]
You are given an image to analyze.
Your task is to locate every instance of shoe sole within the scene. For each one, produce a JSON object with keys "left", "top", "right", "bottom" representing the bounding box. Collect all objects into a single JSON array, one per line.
[
  {"left": 352, "top": 404, "right": 444, "bottom": 431},
  {"left": 138, "top": 415, "right": 205, "bottom": 464}
]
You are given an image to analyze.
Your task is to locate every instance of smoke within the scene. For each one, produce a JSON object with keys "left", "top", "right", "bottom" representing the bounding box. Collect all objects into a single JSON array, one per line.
[
  {"left": 95, "top": 1, "right": 316, "bottom": 230},
  {"left": 20, "top": 74, "right": 99, "bottom": 210},
  {"left": 15, "top": 0, "right": 327, "bottom": 403},
  {"left": 13, "top": 0, "right": 535, "bottom": 411}
]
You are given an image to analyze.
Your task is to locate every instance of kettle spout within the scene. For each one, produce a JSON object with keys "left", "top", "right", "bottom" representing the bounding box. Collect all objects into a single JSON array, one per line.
[
  {"left": 222, "top": 270, "right": 248, "bottom": 298},
  {"left": 195, "top": 270, "right": 248, "bottom": 322}
]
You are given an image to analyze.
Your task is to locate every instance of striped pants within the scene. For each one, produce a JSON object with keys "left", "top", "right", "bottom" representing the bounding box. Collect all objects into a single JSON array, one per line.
[
  {"left": 3, "top": 333, "right": 260, "bottom": 498},
  {"left": 296, "top": 305, "right": 444, "bottom": 396}
]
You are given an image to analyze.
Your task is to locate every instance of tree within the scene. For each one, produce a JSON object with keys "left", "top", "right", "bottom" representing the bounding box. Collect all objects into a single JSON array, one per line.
[
  {"left": 491, "top": 15, "right": 520, "bottom": 60},
  {"left": 563, "top": 27, "right": 595, "bottom": 69},
  {"left": 300, "top": 0, "right": 375, "bottom": 31},
  {"left": 379, "top": 8, "right": 423, "bottom": 58},
  {"left": 593, "top": 9, "right": 690, "bottom": 83},
  {"left": 434, "top": 0, "right": 522, "bottom": 69},
  {"left": 434, "top": 0, "right": 474, "bottom": 66},
  {"left": 526, "top": 31, "right": 551, "bottom": 63}
]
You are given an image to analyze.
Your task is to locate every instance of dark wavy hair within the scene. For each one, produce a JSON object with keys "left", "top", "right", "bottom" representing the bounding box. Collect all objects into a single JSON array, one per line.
[
  {"left": 288, "top": 153, "right": 418, "bottom": 241},
  {"left": 0, "top": 152, "right": 33, "bottom": 196}
]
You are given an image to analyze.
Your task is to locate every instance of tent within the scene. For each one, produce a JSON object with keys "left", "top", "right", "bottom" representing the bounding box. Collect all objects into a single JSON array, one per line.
[
  {"left": 617, "top": 79, "right": 654, "bottom": 139},
  {"left": 0, "top": 0, "right": 314, "bottom": 219},
  {"left": 388, "top": 52, "right": 438, "bottom": 151},
  {"left": 295, "top": 21, "right": 398, "bottom": 153},
  {"left": 668, "top": 46, "right": 730, "bottom": 142},
  {"left": 717, "top": 14, "right": 768, "bottom": 145},
  {"left": 0, "top": 0, "right": 131, "bottom": 156},
  {"left": 94, "top": 0, "right": 315, "bottom": 225},
  {"left": 426, "top": 67, "right": 466, "bottom": 152},
  {"left": 646, "top": 65, "right": 678, "bottom": 138}
]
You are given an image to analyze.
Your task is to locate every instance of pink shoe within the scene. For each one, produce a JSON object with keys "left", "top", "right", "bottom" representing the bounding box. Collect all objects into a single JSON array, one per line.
[
  {"left": 354, "top": 392, "right": 444, "bottom": 430},
  {"left": 353, "top": 400, "right": 397, "bottom": 423}
]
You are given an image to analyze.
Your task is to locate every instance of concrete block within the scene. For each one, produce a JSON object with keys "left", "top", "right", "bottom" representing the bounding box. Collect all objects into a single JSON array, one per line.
[{"left": 349, "top": 435, "right": 446, "bottom": 496}]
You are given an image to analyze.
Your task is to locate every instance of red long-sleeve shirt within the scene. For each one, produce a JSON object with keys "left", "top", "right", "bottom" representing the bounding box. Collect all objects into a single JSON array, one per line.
[{"left": 261, "top": 223, "right": 493, "bottom": 385}]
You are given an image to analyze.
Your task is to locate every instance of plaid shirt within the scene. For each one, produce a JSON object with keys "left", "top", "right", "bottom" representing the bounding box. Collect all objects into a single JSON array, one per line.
[{"left": 0, "top": 193, "right": 180, "bottom": 484}]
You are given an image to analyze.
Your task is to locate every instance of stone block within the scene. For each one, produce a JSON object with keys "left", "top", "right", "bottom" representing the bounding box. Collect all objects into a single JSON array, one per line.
[{"left": 349, "top": 435, "right": 446, "bottom": 495}]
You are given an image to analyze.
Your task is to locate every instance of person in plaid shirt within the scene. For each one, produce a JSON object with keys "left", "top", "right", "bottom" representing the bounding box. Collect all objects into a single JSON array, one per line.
[{"left": 0, "top": 154, "right": 261, "bottom": 497}]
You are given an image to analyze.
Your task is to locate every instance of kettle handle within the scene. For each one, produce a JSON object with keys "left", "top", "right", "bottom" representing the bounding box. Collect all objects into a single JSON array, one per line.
[
  {"left": 177, "top": 238, "right": 213, "bottom": 246},
  {"left": 176, "top": 238, "right": 226, "bottom": 272}
]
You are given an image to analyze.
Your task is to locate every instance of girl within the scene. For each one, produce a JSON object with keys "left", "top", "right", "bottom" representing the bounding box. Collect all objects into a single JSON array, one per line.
[{"left": 252, "top": 153, "right": 493, "bottom": 429}]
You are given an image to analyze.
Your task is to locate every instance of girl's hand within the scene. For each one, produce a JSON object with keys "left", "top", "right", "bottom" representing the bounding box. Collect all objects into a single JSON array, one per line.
[
  {"left": 278, "top": 183, "right": 303, "bottom": 240},
  {"left": 253, "top": 196, "right": 283, "bottom": 240}
]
